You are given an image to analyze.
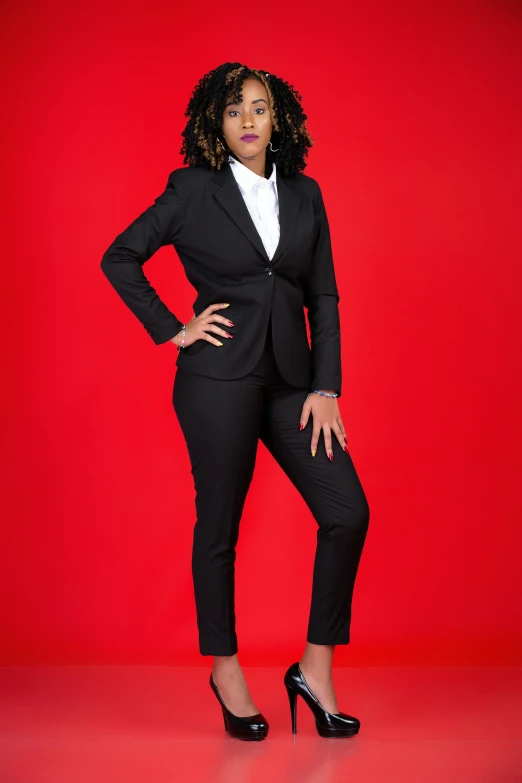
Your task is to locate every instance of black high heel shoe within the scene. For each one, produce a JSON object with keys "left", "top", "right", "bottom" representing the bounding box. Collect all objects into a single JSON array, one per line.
[
  {"left": 283, "top": 661, "right": 360, "bottom": 738},
  {"left": 209, "top": 672, "right": 269, "bottom": 741}
]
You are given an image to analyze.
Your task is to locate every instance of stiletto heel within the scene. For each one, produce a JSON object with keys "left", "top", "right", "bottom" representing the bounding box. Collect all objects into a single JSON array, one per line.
[
  {"left": 210, "top": 672, "right": 269, "bottom": 741},
  {"left": 285, "top": 681, "right": 298, "bottom": 734},
  {"left": 283, "top": 661, "right": 360, "bottom": 738}
]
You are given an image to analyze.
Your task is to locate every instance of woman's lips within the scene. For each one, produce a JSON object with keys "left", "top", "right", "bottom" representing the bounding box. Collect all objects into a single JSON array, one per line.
[{"left": 240, "top": 135, "right": 259, "bottom": 142}]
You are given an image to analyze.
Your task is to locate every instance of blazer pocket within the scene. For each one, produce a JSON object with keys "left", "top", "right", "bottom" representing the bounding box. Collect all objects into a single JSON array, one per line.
[{"left": 293, "top": 318, "right": 309, "bottom": 345}]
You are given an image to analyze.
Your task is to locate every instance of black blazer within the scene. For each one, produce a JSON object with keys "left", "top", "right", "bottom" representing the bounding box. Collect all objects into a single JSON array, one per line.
[{"left": 100, "top": 159, "right": 342, "bottom": 396}]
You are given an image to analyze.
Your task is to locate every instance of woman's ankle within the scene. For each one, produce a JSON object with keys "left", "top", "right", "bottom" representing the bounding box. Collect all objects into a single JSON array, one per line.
[
  {"left": 212, "top": 653, "right": 242, "bottom": 675},
  {"left": 300, "top": 642, "right": 336, "bottom": 682}
]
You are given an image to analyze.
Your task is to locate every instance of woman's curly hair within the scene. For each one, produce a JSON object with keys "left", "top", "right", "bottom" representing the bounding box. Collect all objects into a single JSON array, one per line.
[{"left": 180, "top": 62, "right": 314, "bottom": 176}]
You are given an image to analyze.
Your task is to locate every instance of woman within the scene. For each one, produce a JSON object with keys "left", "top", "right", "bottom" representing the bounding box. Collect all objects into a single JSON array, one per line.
[{"left": 100, "top": 62, "right": 370, "bottom": 741}]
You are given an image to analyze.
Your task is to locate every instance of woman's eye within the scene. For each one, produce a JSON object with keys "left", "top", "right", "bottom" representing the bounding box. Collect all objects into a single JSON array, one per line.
[{"left": 227, "top": 109, "right": 265, "bottom": 116}]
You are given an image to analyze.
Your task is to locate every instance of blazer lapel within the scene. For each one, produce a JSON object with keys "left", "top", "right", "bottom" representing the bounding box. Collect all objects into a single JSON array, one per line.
[
  {"left": 273, "top": 169, "right": 302, "bottom": 265},
  {"left": 211, "top": 161, "right": 302, "bottom": 267}
]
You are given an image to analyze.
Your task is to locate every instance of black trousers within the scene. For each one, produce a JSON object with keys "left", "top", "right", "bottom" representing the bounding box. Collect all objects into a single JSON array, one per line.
[{"left": 172, "top": 317, "right": 370, "bottom": 656}]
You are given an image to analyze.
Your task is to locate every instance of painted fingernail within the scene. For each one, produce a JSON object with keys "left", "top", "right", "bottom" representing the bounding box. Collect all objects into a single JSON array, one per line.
[
  {"left": 299, "top": 423, "right": 304, "bottom": 431},
  {"left": 328, "top": 451, "right": 334, "bottom": 461},
  {"left": 216, "top": 341, "right": 223, "bottom": 346},
  {"left": 344, "top": 436, "right": 348, "bottom": 443},
  {"left": 227, "top": 320, "right": 234, "bottom": 326},
  {"left": 311, "top": 449, "right": 316, "bottom": 457},
  {"left": 225, "top": 332, "right": 234, "bottom": 338},
  {"left": 343, "top": 445, "right": 349, "bottom": 453}
]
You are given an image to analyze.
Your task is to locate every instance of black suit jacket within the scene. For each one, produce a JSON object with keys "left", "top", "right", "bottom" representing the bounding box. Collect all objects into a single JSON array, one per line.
[{"left": 100, "top": 159, "right": 342, "bottom": 397}]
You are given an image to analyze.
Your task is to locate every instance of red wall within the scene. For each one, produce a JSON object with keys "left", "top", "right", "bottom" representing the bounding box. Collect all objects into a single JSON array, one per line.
[{"left": 2, "top": 0, "right": 521, "bottom": 665}]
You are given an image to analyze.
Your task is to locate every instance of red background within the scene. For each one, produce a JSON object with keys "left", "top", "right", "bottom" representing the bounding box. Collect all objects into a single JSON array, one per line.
[{"left": 2, "top": 0, "right": 521, "bottom": 666}]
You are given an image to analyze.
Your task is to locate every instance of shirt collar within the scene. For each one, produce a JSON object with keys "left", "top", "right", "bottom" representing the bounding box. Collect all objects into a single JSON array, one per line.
[{"left": 227, "top": 154, "right": 277, "bottom": 192}]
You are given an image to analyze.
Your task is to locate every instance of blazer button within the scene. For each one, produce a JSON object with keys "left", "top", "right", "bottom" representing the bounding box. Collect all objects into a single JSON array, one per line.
[{"left": 264, "top": 267, "right": 273, "bottom": 275}]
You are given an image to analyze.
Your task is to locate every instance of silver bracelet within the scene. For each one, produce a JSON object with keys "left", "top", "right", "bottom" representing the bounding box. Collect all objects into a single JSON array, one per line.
[
  {"left": 177, "top": 324, "right": 187, "bottom": 352},
  {"left": 307, "top": 389, "right": 339, "bottom": 399}
]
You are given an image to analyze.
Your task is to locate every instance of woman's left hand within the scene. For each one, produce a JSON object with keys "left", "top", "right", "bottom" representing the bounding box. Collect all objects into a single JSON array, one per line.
[{"left": 299, "top": 391, "right": 348, "bottom": 460}]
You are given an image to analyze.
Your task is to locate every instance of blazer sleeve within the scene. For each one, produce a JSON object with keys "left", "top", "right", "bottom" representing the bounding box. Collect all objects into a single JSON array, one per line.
[
  {"left": 100, "top": 169, "right": 186, "bottom": 345},
  {"left": 304, "top": 180, "right": 342, "bottom": 398}
]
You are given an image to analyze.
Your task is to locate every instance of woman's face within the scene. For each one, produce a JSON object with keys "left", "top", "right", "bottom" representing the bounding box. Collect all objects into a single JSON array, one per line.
[{"left": 222, "top": 78, "right": 273, "bottom": 164}]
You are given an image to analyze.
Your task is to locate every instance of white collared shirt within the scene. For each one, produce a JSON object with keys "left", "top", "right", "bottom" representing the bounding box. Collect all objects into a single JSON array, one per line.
[{"left": 227, "top": 154, "right": 280, "bottom": 261}]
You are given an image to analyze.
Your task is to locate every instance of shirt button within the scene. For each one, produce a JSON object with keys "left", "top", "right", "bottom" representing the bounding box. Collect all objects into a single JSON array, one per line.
[{"left": 264, "top": 267, "right": 273, "bottom": 275}]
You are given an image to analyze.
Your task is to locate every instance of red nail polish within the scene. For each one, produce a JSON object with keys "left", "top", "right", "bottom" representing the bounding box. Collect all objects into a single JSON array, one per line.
[
  {"left": 343, "top": 445, "right": 349, "bottom": 453},
  {"left": 226, "top": 332, "right": 234, "bottom": 338},
  {"left": 227, "top": 321, "right": 234, "bottom": 326},
  {"left": 328, "top": 451, "right": 333, "bottom": 461},
  {"left": 299, "top": 423, "right": 304, "bottom": 431}
]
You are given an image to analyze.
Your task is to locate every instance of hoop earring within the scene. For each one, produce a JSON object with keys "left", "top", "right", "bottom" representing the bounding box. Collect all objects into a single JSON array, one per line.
[{"left": 268, "top": 140, "right": 280, "bottom": 152}]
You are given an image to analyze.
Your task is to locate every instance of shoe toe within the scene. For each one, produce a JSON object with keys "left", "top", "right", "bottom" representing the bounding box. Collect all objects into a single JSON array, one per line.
[
  {"left": 226, "top": 710, "right": 269, "bottom": 734},
  {"left": 244, "top": 713, "right": 268, "bottom": 730},
  {"left": 334, "top": 710, "right": 359, "bottom": 724}
]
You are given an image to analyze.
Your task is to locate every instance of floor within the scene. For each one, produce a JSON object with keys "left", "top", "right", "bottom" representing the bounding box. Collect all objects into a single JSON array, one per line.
[{"left": 1, "top": 666, "right": 521, "bottom": 782}]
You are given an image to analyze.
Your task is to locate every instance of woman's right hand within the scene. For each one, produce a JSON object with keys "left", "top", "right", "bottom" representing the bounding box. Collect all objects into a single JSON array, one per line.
[{"left": 170, "top": 303, "right": 235, "bottom": 348}]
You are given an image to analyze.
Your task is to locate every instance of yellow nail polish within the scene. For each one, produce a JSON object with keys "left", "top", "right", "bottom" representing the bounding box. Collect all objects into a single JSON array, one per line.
[
  {"left": 217, "top": 341, "right": 223, "bottom": 346},
  {"left": 223, "top": 303, "right": 230, "bottom": 307},
  {"left": 311, "top": 449, "right": 316, "bottom": 457}
]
